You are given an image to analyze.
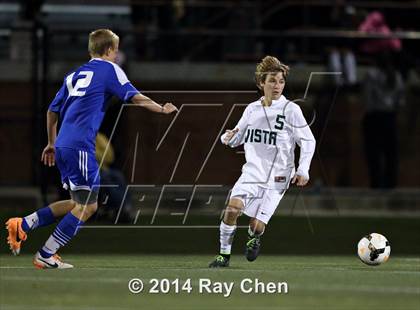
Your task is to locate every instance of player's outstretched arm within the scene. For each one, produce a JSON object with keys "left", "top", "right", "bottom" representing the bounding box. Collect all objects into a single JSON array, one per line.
[
  {"left": 131, "top": 93, "right": 178, "bottom": 114},
  {"left": 220, "top": 106, "right": 251, "bottom": 147},
  {"left": 41, "top": 110, "right": 59, "bottom": 167}
]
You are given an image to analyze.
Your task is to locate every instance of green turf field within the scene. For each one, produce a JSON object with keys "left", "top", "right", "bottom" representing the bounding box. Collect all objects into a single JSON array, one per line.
[{"left": 1, "top": 255, "right": 419, "bottom": 310}]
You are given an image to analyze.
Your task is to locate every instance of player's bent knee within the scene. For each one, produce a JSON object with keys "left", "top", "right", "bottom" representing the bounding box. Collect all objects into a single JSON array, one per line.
[
  {"left": 223, "top": 198, "right": 244, "bottom": 223},
  {"left": 85, "top": 202, "right": 98, "bottom": 216},
  {"left": 225, "top": 205, "right": 242, "bottom": 217},
  {"left": 250, "top": 218, "right": 266, "bottom": 235},
  {"left": 75, "top": 202, "right": 98, "bottom": 217},
  {"left": 229, "top": 198, "right": 244, "bottom": 209}
]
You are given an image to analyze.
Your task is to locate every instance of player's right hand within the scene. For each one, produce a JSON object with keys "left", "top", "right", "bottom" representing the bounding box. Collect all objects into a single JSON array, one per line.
[
  {"left": 291, "top": 174, "right": 308, "bottom": 187},
  {"left": 222, "top": 128, "right": 239, "bottom": 144},
  {"left": 162, "top": 103, "right": 178, "bottom": 114},
  {"left": 41, "top": 144, "right": 56, "bottom": 167}
]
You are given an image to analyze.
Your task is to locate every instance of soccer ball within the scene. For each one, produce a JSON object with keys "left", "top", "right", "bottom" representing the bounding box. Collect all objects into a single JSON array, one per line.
[{"left": 357, "top": 233, "right": 391, "bottom": 266}]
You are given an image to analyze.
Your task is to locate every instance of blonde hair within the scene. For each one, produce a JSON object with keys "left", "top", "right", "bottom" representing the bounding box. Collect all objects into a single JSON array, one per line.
[
  {"left": 88, "top": 29, "right": 119, "bottom": 57},
  {"left": 255, "top": 56, "right": 290, "bottom": 89}
]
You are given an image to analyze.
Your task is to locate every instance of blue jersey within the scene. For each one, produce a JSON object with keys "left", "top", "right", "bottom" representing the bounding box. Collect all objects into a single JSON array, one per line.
[{"left": 49, "top": 58, "right": 140, "bottom": 152}]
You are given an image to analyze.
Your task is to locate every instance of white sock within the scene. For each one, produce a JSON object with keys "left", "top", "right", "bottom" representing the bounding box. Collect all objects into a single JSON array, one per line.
[
  {"left": 219, "top": 221, "right": 236, "bottom": 255},
  {"left": 42, "top": 234, "right": 62, "bottom": 256}
]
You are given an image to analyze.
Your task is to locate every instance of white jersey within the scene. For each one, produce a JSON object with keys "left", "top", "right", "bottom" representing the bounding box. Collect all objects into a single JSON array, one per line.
[{"left": 221, "top": 95, "right": 316, "bottom": 190}]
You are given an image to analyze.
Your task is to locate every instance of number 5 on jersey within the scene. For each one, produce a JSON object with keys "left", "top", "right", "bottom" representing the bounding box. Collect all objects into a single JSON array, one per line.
[
  {"left": 275, "top": 114, "right": 285, "bottom": 130},
  {"left": 66, "top": 71, "right": 94, "bottom": 97}
]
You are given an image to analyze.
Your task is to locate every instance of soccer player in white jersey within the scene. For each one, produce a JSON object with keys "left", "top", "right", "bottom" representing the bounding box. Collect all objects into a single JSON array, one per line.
[
  {"left": 5, "top": 29, "right": 177, "bottom": 269},
  {"left": 209, "top": 56, "right": 316, "bottom": 267}
]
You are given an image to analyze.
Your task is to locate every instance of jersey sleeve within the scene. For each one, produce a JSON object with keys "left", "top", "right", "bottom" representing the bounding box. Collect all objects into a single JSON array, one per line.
[
  {"left": 106, "top": 63, "right": 140, "bottom": 102},
  {"left": 220, "top": 105, "right": 251, "bottom": 148},
  {"left": 48, "top": 79, "right": 68, "bottom": 113},
  {"left": 290, "top": 105, "right": 316, "bottom": 180}
]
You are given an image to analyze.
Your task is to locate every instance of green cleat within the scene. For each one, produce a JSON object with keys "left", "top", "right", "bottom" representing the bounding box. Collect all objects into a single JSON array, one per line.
[
  {"left": 245, "top": 235, "right": 261, "bottom": 262},
  {"left": 209, "top": 255, "right": 230, "bottom": 268}
]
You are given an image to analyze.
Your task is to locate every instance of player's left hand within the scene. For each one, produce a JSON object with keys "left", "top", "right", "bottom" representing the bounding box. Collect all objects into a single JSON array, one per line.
[
  {"left": 162, "top": 103, "right": 178, "bottom": 114},
  {"left": 291, "top": 174, "right": 308, "bottom": 187},
  {"left": 41, "top": 144, "right": 56, "bottom": 167}
]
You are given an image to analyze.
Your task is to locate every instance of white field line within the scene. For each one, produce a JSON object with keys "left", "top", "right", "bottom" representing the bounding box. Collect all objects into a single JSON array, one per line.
[
  {"left": 0, "top": 306, "right": 338, "bottom": 310},
  {"left": 0, "top": 308, "right": 417, "bottom": 310},
  {"left": 1, "top": 264, "right": 419, "bottom": 274}
]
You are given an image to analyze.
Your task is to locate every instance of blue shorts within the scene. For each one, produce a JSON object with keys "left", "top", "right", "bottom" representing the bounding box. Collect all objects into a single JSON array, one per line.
[{"left": 55, "top": 147, "right": 100, "bottom": 192}]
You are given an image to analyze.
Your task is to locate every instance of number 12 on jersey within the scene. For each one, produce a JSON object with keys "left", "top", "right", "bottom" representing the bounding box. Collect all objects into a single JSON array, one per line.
[{"left": 66, "top": 71, "right": 94, "bottom": 97}]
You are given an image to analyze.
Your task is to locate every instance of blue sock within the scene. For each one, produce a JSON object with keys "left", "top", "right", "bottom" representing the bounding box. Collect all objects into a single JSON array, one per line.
[
  {"left": 39, "top": 213, "right": 84, "bottom": 258},
  {"left": 21, "top": 206, "right": 55, "bottom": 232}
]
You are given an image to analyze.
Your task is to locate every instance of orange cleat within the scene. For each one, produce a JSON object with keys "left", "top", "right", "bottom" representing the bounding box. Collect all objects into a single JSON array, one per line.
[{"left": 5, "top": 218, "right": 27, "bottom": 256}]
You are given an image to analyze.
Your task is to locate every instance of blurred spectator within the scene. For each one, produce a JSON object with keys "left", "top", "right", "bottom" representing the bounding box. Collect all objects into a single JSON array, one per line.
[
  {"left": 10, "top": 0, "right": 44, "bottom": 60},
  {"left": 362, "top": 52, "right": 404, "bottom": 189},
  {"left": 327, "top": 1, "right": 359, "bottom": 86},
  {"left": 358, "top": 11, "right": 402, "bottom": 54},
  {"left": 357, "top": 10, "right": 414, "bottom": 81},
  {"left": 328, "top": 47, "right": 357, "bottom": 86},
  {"left": 96, "top": 133, "right": 133, "bottom": 222}
]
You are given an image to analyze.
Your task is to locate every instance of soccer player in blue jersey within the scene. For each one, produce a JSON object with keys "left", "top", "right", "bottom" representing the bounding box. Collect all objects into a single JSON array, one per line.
[{"left": 5, "top": 29, "right": 177, "bottom": 269}]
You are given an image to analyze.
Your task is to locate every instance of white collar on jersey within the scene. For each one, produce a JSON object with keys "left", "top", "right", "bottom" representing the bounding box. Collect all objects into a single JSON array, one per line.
[
  {"left": 89, "top": 57, "right": 116, "bottom": 66},
  {"left": 90, "top": 57, "right": 106, "bottom": 62},
  {"left": 260, "top": 95, "right": 286, "bottom": 106}
]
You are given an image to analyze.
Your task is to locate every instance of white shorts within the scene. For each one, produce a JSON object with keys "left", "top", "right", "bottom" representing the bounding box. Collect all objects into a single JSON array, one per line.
[{"left": 230, "top": 176, "right": 286, "bottom": 224}]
